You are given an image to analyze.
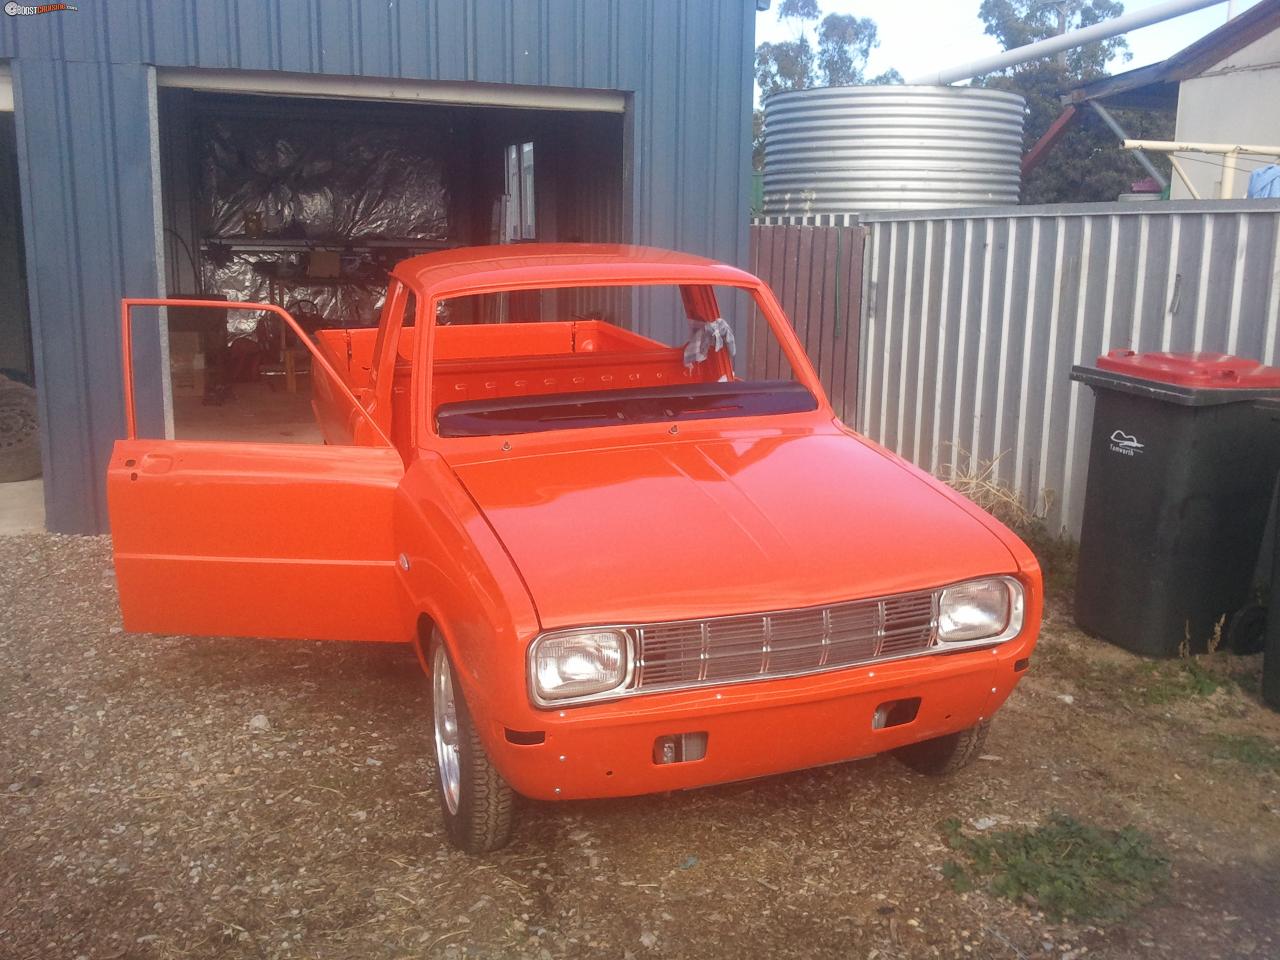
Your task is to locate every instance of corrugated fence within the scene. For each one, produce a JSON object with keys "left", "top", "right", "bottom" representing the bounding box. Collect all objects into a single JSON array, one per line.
[
  {"left": 749, "top": 224, "right": 866, "bottom": 426},
  {"left": 857, "top": 199, "right": 1280, "bottom": 537}
]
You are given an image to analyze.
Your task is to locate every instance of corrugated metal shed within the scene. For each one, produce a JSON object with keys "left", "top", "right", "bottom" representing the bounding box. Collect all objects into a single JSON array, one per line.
[{"left": 0, "top": 1, "right": 756, "bottom": 533}]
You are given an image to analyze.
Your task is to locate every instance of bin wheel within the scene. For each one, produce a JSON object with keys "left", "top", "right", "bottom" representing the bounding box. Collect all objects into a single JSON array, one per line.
[
  {"left": 429, "top": 634, "right": 515, "bottom": 853},
  {"left": 1226, "top": 604, "right": 1267, "bottom": 656},
  {"left": 893, "top": 720, "right": 990, "bottom": 776}
]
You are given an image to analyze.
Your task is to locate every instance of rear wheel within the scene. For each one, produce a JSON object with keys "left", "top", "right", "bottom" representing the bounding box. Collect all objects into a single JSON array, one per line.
[
  {"left": 893, "top": 720, "right": 990, "bottom": 776},
  {"left": 430, "top": 636, "right": 515, "bottom": 853}
]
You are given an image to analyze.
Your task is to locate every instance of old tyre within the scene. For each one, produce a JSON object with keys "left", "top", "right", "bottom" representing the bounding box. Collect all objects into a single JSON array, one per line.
[
  {"left": 0, "top": 377, "right": 41, "bottom": 483},
  {"left": 893, "top": 719, "right": 990, "bottom": 776},
  {"left": 430, "top": 636, "right": 515, "bottom": 853},
  {"left": 1225, "top": 603, "right": 1266, "bottom": 656}
]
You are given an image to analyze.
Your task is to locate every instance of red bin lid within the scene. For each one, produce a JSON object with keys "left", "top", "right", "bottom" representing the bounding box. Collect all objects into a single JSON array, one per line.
[{"left": 1094, "top": 350, "right": 1280, "bottom": 390}]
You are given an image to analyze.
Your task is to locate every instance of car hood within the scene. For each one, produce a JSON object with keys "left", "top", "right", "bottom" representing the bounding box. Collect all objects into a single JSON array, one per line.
[{"left": 450, "top": 432, "right": 1019, "bottom": 630}]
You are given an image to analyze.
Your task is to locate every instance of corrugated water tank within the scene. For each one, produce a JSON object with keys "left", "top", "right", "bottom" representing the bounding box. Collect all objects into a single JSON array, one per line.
[{"left": 762, "top": 85, "right": 1026, "bottom": 215}]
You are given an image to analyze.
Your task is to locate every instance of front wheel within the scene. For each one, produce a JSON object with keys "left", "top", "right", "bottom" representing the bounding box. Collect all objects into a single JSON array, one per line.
[
  {"left": 893, "top": 720, "right": 990, "bottom": 776},
  {"left": 430, "top": 637, "right": 515, "bottom": 853}
]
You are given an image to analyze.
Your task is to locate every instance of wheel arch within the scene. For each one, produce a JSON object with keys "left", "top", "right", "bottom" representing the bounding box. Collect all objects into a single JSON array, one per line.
[{"left": 413, "top": 612, "right": 438, "bottom": 675}]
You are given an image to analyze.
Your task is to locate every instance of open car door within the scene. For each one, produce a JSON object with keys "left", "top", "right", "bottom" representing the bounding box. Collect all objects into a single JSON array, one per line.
[{"left": 107, "top": 300, "right": 410, "bottom": 643}]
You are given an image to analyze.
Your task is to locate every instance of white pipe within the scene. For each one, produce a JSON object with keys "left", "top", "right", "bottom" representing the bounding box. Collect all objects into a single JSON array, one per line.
[
  {"left": 1167, "top": 157, "right": 1203, "bottom": 199},
  {"left": 1123, "top": 139, "right": 1280, "bottom": 199},
  {"left": 908, "top": 0, "right": 1227, "bottom": 85},
  {"left": 1222, "top": 151, "right": 1239, "bottom": 199},
  {"left": 1090, "top": 101, "right": 1170, "bottom": 189},
  {"left": 1123, "top": 138, "right": 1280, "bottom": 155}
]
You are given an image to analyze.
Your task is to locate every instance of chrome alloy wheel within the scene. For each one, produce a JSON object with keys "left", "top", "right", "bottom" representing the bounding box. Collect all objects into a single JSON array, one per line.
[{"left": 432, "top": 644, "right": 461, "bottom": 815}]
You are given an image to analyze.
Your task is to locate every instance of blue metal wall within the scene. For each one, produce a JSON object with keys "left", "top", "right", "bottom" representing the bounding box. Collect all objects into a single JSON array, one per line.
[{"left": 0, "top": 1, "right": 756, "bottom": 532}]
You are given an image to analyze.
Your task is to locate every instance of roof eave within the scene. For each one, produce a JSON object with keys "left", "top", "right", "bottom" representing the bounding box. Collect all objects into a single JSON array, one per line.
[{"left": 1066, "top": 0, "right": 1280, "bottom": 107}]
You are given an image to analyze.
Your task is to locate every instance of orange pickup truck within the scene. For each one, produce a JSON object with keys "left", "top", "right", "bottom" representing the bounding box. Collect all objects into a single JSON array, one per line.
[{"left": 109, "top": 244, "right": 1042, "bottom": 852}]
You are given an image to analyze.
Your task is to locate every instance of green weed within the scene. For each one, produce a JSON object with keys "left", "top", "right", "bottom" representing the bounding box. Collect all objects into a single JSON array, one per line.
[
  {"left": 1137, "top": 658, "right": 1223, "bottom": 704},
  {"left": 941, "top": 813, "right": 1168, "bottom": 922},
  {"left": 1209, "top": 734, "right": 1280, "bottom": 770}
]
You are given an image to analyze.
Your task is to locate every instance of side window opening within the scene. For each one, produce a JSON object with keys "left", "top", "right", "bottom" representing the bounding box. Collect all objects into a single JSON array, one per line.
[
  {"left": 369, "top": 285, "right": 401, "bottom": 384},
  {"left": 124, "top": 301, "right": 387, "bottom": 447},
  {"left": 398, "top": 291, "right": 417, "bottom": 362}
]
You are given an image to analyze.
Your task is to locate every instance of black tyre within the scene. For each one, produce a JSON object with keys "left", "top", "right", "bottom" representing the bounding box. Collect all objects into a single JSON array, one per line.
[
  {"left": 1225, "top": 604, "right": 1266, "bottom": 656},
  {"left": 893, "top": 720, "right": 990, "bottom": 776},
  {"left": 0, "top": 377, "right": 41, "bottom": 484},
  {"left": 429, "top": 635, "right": 515, "bottom": 853}
]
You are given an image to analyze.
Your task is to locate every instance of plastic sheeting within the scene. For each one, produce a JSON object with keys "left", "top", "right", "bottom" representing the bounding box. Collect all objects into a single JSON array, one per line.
[
  {"left": 197, "top": 114, "right": 450, "bottom": 327},
  {"left": 200, "top": 117, "right": 449, "bottom": 241},
  {"left": 204, "top": 253, "right": 386, "bottom": 332}
]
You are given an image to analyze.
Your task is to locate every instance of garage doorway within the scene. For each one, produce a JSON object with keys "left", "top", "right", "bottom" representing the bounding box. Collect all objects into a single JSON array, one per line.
[
  {"left": 0, "top": 114, "right": 32, "bottom": 386},
  {"left": 0, "top": 75, "right": 45, "bottom": 531},
  {"left": 151, "top": 79, "right": 628, "bottom": 444}
]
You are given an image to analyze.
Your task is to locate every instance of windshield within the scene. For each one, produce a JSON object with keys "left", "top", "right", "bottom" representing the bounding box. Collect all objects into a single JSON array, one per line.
[{"left": 432, "top": 282, "right": 815, "bottom": 438}]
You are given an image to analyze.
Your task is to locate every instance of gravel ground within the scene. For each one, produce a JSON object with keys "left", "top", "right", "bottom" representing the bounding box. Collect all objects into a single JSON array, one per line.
[{"left": 2, "top": 534, "right": 1279, "bottom": 960}]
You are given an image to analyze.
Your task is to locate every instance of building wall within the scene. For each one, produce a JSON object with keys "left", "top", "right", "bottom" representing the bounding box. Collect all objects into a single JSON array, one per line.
[
  {"left": 0, "top": 1, "right": 756, "bottom": 533},
  {"left": 1172, "top": 29, "right": 1280, "bottom": 199}
]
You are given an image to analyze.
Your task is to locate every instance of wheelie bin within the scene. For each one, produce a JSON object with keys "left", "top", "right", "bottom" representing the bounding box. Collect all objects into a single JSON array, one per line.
[
  {"left": 1070, "top": 352, "right": 1280, "bottom": 656},
  {"left": 1262, "top": 468, "right": 1280, "bottom": 710}
]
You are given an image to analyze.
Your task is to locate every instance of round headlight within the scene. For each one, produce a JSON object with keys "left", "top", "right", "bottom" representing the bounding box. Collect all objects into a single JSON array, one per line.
[
  {"left": 938, "top": 578, "right": 1024, "bottom": 644},
  {"left": 530, "top": 629, "right": 631, "bottom": 704}
]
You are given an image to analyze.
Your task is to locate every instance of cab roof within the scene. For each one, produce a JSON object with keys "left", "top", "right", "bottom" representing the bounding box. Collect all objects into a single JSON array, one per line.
[{"left": 393, "top": 243, "right": 761, "bottom": 298}]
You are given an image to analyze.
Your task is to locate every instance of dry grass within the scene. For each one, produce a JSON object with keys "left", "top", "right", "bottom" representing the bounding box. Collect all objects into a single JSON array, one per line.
[
  {"left": 937, "top": 448, "right": 1047, "bottom": 531},
  {"left": 937, "top": 447, "right": 1079, "bottom": 594}
]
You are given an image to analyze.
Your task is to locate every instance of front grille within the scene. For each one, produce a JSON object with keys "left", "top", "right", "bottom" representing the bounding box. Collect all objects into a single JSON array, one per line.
[{"left": 632, "top": 588, "right": 937, "bottom": 694}]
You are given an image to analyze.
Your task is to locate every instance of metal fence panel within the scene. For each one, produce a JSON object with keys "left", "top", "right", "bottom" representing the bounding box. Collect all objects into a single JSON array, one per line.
[
  {"left": 750, "top": 224, "right": 866, "bottom": 426},
  {"left": 857, "top": 200, "right": 1280, "bottom": 537}
]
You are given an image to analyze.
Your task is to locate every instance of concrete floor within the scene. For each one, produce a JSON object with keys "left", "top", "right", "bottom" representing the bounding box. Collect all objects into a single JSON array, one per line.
[
  {"left": 173, "top": 378, "right": 322, "bottom": 444},
  {"left": 0, "top": 478, "right": 45, "bottom": 535}
]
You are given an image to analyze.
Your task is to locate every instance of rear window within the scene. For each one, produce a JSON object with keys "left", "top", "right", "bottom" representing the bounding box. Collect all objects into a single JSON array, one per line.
[{"left": 431, "top": 283, "right": 815, "bottom": 437}]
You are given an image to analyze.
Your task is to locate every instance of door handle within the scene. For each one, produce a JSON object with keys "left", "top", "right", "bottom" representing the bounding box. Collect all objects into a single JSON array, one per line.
[{"left": 138, "top": 453, "right": 174, "bottom": 474}]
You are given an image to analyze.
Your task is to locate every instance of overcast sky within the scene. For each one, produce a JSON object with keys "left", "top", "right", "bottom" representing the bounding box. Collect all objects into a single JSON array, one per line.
[{"left": 754, "top": 0, "right": 1263, "bottom": 87}]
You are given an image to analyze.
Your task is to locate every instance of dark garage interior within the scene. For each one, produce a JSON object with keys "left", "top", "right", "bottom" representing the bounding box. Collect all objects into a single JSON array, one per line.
[
  {"left": 0, "top": 114, "right": 32, "bottom": 385},
  {"left": 154, "top": 89, "right": 627, "bottom": 443},
  {"left": 0, "top": 111, "right": 41, "bottom": 492}
]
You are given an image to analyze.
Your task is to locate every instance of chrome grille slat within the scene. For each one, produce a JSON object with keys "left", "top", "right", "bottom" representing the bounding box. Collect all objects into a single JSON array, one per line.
[
  {"left": 637, "top": 621, "right": 704, "bottom": 686},
  {"left": 631, "top": 588, "right": 939, "bottom": 693}
]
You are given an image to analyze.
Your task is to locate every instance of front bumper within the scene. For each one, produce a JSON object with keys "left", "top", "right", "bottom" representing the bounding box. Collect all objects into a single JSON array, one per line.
[{"left": 487, "top": 630, "right": 1033, "bottom": 800}]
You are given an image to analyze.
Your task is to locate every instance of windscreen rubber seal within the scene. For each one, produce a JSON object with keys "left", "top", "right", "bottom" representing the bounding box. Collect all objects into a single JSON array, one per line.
[{"left": 436, "top": 381, "right": 817, "bottom": 437}]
